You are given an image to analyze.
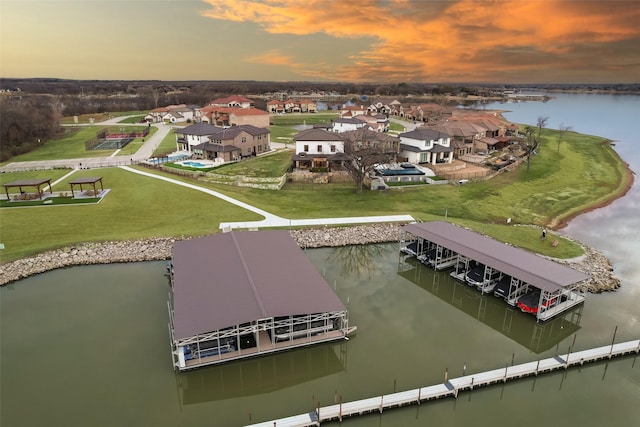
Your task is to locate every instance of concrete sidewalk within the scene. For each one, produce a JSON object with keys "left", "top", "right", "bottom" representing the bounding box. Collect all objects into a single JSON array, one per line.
[{"left": 120, "top": 166, "right": 414, "bottom": 230}]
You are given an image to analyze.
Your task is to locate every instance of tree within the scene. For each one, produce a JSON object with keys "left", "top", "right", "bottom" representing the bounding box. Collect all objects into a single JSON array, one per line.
[
  {"left": 557, "top": 123, "right": 572, "bottom": 154},
  {"left": 521, "top": 126, "right": 539, "bottom": 173},
  {"left": 536, "top": 115, "right": 549, "bottom": 145},
  {"left": 341, "top": 128, "right": 399, "bottom": 193}
]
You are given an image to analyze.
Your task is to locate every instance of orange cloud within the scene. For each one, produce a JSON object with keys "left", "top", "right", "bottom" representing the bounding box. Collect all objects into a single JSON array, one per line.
[
  {"left": 247, "top": 50, "right": 295, "bottom": 66},
  {"left": 200, "top": 0, "right": 640, "bottom": 82}
]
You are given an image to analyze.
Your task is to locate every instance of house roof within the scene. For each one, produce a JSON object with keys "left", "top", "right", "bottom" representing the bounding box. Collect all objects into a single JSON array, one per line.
[
  {"left": 174, "top": 123, "right": 223, "bottom": 136},
  {"left": 399, "top": 128, "right": 448, "bottom": 141},
  {"left": 176, "top": 123, "right": 269, "bottom": 138},
  {"left": 294, "top": 128, "right": 345, "bottom": 142},
  {"left": 402, "top": 221, "right": 589, "bottom": 293},
  {"left": 208, "top": 95, "right": 253, "bottom": 105},
  {"left": 171, "top": 230, "right": 346, "bottom": 340}
]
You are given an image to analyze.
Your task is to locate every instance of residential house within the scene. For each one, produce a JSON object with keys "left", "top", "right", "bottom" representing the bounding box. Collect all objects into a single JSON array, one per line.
[
  {"left": 174, "top": 123, "right": 270, "bottom": 163},
  {"left": 398, "top": 128, "right": 453, "bottom": 165},
  {"left": 207, "top": 95, "right": 254, "bottom": 109},
  {"left": 340, "top": 105, "right": 367, "bottom": 118},
  {"left": 292, "top": 129, "right": 348, "bottom": 170},
  {"left": 341, "top": 128, "right": 400, "bottom": 155},
  {"left": 266, "top": 99, "right": 318, "bottom": 113},
  {"left": 196, "top": 106, "right": 269, "bottom": 128},
  {"left": 145, "top": 104, "right": 195, "bottom": 123},
  {"left": 429, "top": 121, "right": 486, "bottom": 157},
  {"left": 266, "top": 100, "right": 285, "bottom": 114},
  {"left": 353, "top": 114, "right": 390, "bottom": 133},
  {"left": 292, "top": 128, "right": 399, "bottom": 172},
  {"left": 332, "top": 117, "right": 368, "bottom": 133}
]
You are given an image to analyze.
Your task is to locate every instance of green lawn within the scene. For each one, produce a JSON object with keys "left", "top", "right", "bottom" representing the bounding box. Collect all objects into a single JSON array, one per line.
[
  {"left": 269, "top": 125, "right": 298, "bottom": 145},
  {"left": 152, "top": 128, "right": 181, "bottom": 157},
  {"left": 0, "top": 125, "right": 152, "bottom": 163},
  {"left": 59, "top": 111, "right": 147, "bottom": 125},
  {"left": 0, "top": 122, "right": 629, "bottom": 264},
  {"left": 1, "top": 197, "right": 100, "bottom": 207},
  {"left": 270, "top": 112, "right": 338, "bottom": 126},
  {"left": 0, "top": 168, "right": 263, "bottom": 262},
  {"left": 207, "top": 149, "right": 293, "bottom": 177}
]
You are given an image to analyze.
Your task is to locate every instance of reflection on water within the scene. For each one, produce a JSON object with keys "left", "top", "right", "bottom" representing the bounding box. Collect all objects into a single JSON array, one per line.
[
  {"left": 177, "top": 343, "right": 347, "bottom": 405},
  {"left": 328, "top": 244, "right": 388, "bottom": 278},
  {"left": 397, "top": 256, "right": 582, "bottom": 354}
]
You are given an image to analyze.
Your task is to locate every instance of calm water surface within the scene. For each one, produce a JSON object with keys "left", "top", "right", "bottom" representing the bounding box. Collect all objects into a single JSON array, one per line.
[{"left": 1, "top": 93, "right": 639, "bottom": 426}]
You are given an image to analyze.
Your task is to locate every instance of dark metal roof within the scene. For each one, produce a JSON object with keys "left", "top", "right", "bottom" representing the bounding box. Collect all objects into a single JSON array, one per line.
[
  {"left": 403, "top": 221, "right": 589, "bottom": 293},
  {"left": 3, "top": 179, "right": 51, "bottom": 187},
  {"left": 68, "top": 177, "right": 102, "bottom": 185},
  {"left": 172, "top": 231, "right": 346, "bottom": 340}
]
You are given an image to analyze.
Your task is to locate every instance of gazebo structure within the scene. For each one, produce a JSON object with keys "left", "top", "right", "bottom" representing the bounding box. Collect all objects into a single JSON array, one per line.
[
  {"left": 69, "top": 176, "right": 104, "bottom": 198},
  {"left": 2, "top": 178, "right": 52, "bottom": 200},
  {"left": 168, "top": 230, "right": 356, "bottom": 371}
]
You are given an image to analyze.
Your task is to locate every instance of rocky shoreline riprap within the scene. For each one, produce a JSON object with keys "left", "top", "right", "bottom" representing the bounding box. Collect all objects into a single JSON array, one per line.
[{"left": 0, "top": 223, "right": 620, "bottom": 292}]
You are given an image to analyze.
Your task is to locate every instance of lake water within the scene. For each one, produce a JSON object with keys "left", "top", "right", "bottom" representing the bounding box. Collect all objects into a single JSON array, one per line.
[{"left": 1, "top": 93, "right": 639, "bottom": 426}]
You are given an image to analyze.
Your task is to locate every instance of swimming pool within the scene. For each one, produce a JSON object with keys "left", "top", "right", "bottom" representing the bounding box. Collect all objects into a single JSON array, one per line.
[{"left": 182, "top": 161, "right": 206, "bottom": 167}]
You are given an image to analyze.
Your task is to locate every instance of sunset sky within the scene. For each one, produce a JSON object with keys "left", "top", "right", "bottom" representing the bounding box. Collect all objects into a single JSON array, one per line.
[{"left": 2, "top": 0, "right": 639, "bottom": 83}]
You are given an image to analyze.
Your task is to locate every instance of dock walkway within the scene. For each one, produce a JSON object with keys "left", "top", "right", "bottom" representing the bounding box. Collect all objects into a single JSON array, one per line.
[{"left": 245, "top": 339, "right": 639, "bottom": 426}]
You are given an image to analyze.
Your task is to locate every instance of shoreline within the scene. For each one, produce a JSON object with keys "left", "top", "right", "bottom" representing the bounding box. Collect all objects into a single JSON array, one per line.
[
  {"left": 552, "top": 148, "right": 635, "bottom": 230},
  {"left": 0, "top": 223, "right": 619, "bottom": 293}
]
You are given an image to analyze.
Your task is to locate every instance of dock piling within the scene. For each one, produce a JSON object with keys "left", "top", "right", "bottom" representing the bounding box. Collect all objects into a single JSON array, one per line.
[
  {"left": 610, "top": 325, "right": 618, "bottom": 359},
  {"left": 245, "top": 339, "right": 640, "bottom": 427}
]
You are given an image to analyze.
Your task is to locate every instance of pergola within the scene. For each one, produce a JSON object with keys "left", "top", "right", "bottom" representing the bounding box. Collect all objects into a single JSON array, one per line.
[
  {"left": 3, "top": 178, "right": 52, "bottom": 200},
  {"left": 69, "top": 176, "right": 104, "bottom": 198}
]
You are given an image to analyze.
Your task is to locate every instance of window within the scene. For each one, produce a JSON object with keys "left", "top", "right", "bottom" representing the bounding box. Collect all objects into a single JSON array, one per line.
[{"left": 317, "top": 145, "right": 323, "bottom": 152}]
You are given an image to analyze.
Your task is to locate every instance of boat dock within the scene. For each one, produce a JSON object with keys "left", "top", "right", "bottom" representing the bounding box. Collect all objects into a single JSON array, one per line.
[{"left": 245, "top": 339, "right": 639, "bottom": 426}]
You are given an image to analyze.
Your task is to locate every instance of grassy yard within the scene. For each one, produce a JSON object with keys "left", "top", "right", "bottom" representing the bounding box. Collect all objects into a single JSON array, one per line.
[
  {"left": 0, "top": 122, "right": 629, "bottom": 264},
  {"left": 0, "top": 125, "right": 152, "bottom": 163},
  {"left": 270, "top": 112, "right": 338, "bottom": 126},
  {"left": 207, "top": 149, "right": 293, "bottom": 177},
  {"left": 152, "top": 127, "right": 182, "bottom": 157},
  {"left": 269, "top": 112, "right": 339, "bottom": 145},
  {"left": 0, "top": 168, "right": 262, "bottom": 262},
  {"left": 59, "top": 111, "right": 147, "bottom": 125}
]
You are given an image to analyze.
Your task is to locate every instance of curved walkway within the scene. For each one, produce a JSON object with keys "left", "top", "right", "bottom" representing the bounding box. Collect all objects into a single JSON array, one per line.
[{"left": 119, "top": 166, "right": 414, "bottom": 229}]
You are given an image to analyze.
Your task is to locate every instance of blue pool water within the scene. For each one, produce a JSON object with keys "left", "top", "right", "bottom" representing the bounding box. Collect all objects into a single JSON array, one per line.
[{"left": 182, "top": 161, "right": 206, "bottom": 167}]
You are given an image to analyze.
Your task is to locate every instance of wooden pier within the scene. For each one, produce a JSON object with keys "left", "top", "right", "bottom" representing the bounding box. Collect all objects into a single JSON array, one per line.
[{"left": 245, "top": 339, "right": 639, "bottom": 426}]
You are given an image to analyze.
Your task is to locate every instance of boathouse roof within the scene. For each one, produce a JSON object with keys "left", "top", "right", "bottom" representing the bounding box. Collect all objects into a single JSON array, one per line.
[
  {"left": 171, "top": 230, "right": 346, "bottom": 340},
  {"left": 403, "top": 221, "right": 589, "bottom": 293}
]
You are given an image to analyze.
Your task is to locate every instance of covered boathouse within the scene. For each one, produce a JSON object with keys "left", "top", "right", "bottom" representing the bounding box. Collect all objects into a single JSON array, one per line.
[
  {"left": 168, "top": 230, "right": 356, "bottom": 371},
  {"left": 400, "top": 221, "right": 590, "bottom": 322}
]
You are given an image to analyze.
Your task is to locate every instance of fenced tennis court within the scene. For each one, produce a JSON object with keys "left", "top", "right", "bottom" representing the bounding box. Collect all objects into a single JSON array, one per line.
[{"left": 84, "top": 127, "right": 149, "bottom": 150}]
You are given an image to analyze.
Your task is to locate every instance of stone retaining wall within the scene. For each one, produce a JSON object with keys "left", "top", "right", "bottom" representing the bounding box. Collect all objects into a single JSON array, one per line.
[{"left": 0, "top": 224, "right": 619, "bottom": 292}]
